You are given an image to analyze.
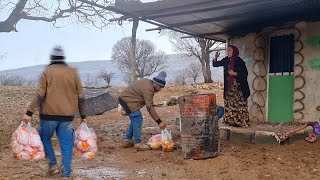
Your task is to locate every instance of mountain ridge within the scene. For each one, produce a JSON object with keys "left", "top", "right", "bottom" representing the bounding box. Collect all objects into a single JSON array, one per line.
[{"left": 0, "top": 54, "right": 224, "bottom": 86}]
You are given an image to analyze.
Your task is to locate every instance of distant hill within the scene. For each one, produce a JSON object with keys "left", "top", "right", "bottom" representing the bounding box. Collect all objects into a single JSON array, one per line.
[{"left": 0, "top": 54, "right": 224, "bottom": 86}]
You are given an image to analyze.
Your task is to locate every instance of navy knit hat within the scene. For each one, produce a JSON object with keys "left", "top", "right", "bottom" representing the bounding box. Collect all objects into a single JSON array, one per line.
[
  {"left": 50, "top": 45, "right": 65, "bottom": 61},
  {"left": 152, "top": 71, "right": 167, "bottom": 87}
]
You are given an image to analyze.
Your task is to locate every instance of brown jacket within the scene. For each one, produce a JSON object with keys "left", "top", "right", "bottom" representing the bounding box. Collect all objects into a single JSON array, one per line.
[
  {"left": 120, "top": 78, "right": 160, "bottom": 121},
  {"left": 26, "top": 62, "right": 85, "bottom": 121}
]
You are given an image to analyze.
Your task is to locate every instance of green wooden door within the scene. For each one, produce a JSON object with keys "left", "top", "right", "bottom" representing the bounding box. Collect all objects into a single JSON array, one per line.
[
  {"left": 268, "top": 75, "right": 294, "bottom": 122},
  {"left": 267, "top": 34, "right": 294, "bottom": 122}
]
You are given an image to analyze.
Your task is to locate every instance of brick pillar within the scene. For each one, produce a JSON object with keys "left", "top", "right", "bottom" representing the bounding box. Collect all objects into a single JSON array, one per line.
[{"left": 178, "top": 94, "right": 220, "bottom": 159}]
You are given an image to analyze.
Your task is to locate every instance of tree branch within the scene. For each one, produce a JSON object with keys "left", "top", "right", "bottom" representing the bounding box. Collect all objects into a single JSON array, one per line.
[
  {"left": 0, "top": 0, "right": 28, "bottom": 32},
  {"left": 0, "top": 0, "right": 114, "bottom": 33},
  {"left": 0, "top": 52, "right": 7, "bottom": 60}
]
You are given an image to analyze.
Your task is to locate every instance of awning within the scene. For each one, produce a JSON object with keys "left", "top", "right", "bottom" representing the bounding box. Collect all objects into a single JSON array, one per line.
[{"left": 105, "top": 0, "right": 320, "bottom": 42}]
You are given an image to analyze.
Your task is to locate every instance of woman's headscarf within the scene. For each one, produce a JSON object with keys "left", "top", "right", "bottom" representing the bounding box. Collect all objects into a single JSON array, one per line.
[{"left": 227, "top": 45, "right": 239, "bottom": 88}]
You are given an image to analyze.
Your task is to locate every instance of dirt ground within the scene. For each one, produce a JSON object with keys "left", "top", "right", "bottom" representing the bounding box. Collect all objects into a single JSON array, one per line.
[{"left": 0, "top": 85, "right": 319, "bottom": 180}]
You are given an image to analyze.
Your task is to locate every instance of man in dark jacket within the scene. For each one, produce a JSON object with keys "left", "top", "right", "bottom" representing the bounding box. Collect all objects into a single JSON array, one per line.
[
  {"left": 118, "top": 71, "right": 167, "bottom": 150},
  {"left": 23, "top": 45, "right": 86, "bottom": 177}
]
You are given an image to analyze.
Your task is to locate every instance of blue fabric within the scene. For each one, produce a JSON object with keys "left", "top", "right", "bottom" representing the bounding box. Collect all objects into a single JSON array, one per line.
[
  {"left": 125, "top": 110, "right": 143, "bottom": 144},
  {"left": 217, "top": 106, "right": 225, "bottom": 119},
  {"left": 39, "top": 119, "right": 74, "bottom": 177}
]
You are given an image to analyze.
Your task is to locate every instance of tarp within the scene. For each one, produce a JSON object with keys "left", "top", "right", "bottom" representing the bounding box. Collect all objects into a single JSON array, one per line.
[{"left": 83, "top": 91, "right": 118, "bottom": 116}]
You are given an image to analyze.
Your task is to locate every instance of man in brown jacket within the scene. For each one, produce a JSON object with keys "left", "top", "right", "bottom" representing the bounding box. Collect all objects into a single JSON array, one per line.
[
  {"left": 23, "top": 45, "right": 86, "bottom": 177},
  {"left": 118, "top": 71, "right": 167, "bottom": 150}
]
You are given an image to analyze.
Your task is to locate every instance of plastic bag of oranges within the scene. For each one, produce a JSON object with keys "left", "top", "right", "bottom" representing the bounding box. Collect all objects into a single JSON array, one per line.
[
  {"left": 161, "top": 128, "right": 174, "bottom": 152},
  {"left": 117, "top": 104, "right": 126, "bottom": 116},
  {"left": 147, "top": 134, "right": 162, "bottom": 150},
  {"left": 11, "top": 121, "right": 45, "bottom": 161},
  {"left": 74, "top": 122, "right": 97, "bottom": 160}
]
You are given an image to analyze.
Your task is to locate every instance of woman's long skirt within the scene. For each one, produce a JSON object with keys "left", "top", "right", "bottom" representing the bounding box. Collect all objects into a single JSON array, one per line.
[{"left": 223, "top": 80, "right": 250, "bottom": 127}]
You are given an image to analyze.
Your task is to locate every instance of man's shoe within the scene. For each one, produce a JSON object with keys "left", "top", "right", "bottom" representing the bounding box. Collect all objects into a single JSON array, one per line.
[
  {"left": 134, "top": 143, "right": 150, "bottom": 151},
  {"left": 120, "top": 140, "right": 134, "bottom": 148},
  {"left": 48, "top": 164, "right": 60, "bottom": 176}
]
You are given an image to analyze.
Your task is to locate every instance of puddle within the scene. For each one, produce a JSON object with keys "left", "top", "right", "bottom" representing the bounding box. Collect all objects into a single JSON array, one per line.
[
  {"left": 76, "top": 167, "right": 127, "bottom": 179},
  {"left": 137, "top": 169, "right": 147, "bottom": 176}
]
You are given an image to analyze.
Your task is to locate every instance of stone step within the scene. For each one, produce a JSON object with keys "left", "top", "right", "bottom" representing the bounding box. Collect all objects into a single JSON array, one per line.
[{"left": 142, "top": 125, "right": 314, "bottom": 144}]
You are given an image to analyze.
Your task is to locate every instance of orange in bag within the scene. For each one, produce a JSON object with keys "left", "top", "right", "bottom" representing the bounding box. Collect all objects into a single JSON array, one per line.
[
  {"left": 88, "top": 139, "right": 97, "bottom": 153},
  {"left": 161, "top": 128, "right": 174, "bottom": 152},
  {"left": 76, "top": 140, "right": 86, "bottom": 152},
  {"left": 11, "top": 122, "right": 45, "bottom": 161},
  {"left": 32, "top": 151, "right": 45, "bottom": 161},
  {"left": 23, "top": 145, "right": 37, "bottom": 156},
  {"left": 82, "top": 152, "right": 95, "bottom": 160},
  {"left": 74, "top": 122, "right": 97, "bottom": 160},
  {"left": 81, "top": 141, "right": 89, "bottom": 152},
  {"left": 12, "top": 141, "right": 23, "bottom": 154},
  {"left": 29, "top": 131, "right": 42, "bottom": 148},
  {"left": 17, "top": 127, "right": 30, "bottom": 145},
  {"left": 18, "top": 151, "right": 31, "bottom": 160},
  {"left": 147, "top": 134, "right": 162, "bottom": 150}
]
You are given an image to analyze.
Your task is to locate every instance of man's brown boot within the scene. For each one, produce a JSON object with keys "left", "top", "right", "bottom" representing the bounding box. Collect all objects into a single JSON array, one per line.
[
  {"left": 134, "top": 143, "right": 150, "bottom": 151},
  {"left": 120, "top": 140, "right": 134, "bottom": 148},
  {"left": 48, "top": 164, "right": 60, "bottom": 176}
]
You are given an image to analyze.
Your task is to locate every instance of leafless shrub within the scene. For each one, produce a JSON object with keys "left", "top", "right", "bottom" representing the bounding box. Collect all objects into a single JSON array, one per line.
[
  {"left": 82, "top": 73, "right": 100, "bottom": 88},
  {"left": 97, "top": 70, "right": 115, "bottom": 87},
  {"left": 186, "top": 63, "right": 202, "bottom": 84},
  {"left": 0, "top": 73, "right": 26, "bottom": 86},
  {"left": 173, "top": 69, "right": 189, "bottom": 86}
]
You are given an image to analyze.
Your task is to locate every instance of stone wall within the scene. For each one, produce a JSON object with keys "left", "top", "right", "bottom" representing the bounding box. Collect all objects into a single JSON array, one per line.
[{"left": 298, "top": 21, "right": 320, "bottom": 122}]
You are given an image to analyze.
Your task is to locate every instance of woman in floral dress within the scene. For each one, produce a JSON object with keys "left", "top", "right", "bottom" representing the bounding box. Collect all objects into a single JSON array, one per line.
[{"left": 212, "top": 45, "right": 250, "bottom": 127}]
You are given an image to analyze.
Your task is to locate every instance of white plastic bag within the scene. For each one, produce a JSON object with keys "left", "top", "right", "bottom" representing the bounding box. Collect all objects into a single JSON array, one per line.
[
  {"left": 74, "top": 122, "right": 97, "bottom": 160},
  {"left": 16, "top": 123, "right": 29, "bottom": 146},
  {"left": 161, "top": 128, "right": 174, "bottom": 152},
  {"left": 117, "top": 104, "right": 126, "bottom": 116},
  {"left": 29, "top": 129, "right": 43, "bottom": 148},
  {"left": 147, "top": 134, "right": 162, "bottom": 150},
  {"left": 11, "top": 122, "right": 45, "bottom": 161}
]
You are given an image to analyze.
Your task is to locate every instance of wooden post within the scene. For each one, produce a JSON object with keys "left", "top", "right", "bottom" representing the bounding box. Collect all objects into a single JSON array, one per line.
[{"left": 130, "top": 17, "right": 139, "bottom": 83}]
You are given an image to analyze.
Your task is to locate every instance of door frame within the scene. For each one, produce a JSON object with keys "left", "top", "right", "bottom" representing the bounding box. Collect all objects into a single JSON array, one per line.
[{"left": 266, "top": 32, "right": 295, "bottom": 122}]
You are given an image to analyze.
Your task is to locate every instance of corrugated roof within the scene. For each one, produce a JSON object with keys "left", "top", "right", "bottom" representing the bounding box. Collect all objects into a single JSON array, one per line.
[{"left": 81, "top": 0, "right": 320, "bottom": 41}]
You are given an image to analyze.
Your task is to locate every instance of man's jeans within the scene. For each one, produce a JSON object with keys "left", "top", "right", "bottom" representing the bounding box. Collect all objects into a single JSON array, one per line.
[
  {"left": 125, "top": 110, "right": 143, "bottom": 144},
  {"left": 38, "top": 119, "right": 74, "bottom": 177}
]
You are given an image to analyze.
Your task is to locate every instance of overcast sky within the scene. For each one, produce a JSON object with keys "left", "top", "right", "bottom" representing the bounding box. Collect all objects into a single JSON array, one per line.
[{"left": 0, "top": 0, "right": 174, "bottom": 71}]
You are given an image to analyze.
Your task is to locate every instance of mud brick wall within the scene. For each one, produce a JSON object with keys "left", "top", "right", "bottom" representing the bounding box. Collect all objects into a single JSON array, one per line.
[{"left": 178, "top": 94, "right": 220, "bottom": 159}]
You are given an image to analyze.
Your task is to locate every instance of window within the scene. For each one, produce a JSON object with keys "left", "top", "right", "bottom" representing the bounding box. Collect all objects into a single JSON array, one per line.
[{"left": 269, "top": 34, "right": 294, "bottom": 75}]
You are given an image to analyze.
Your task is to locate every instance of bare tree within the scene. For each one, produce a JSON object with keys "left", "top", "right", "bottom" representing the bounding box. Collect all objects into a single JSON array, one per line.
[
  {"left": 26, "top": 78, "right": 38, "bottom": 87},
  {"left": 123, "top": 72, "right": 132, "bottom": 85},
  {"left": 82, "top": 73, "right": 99, "bottom": 87},
  {"left": 174, "top": 69, "right": 188, "bottom": 86},
  {"left": 0, "top": 0, "right": 114, "bottom": 33},
  {"left": 97, "top": 70, "right": 115, "bottom": 87},
  {"left": 0, "top": 52, "right": 7, "bottom": 60},
  {"left": 186, "top": 63, "right": 202, "bottom": 83},
  {"left": 111, "top": 37, "right": 167, "bottom": 83},
  {"left": 0, "top": 73, "right": 26, "bottom": 86},
  {"left": 164, "top": 31, "right": 224, "bottom": 83}
]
